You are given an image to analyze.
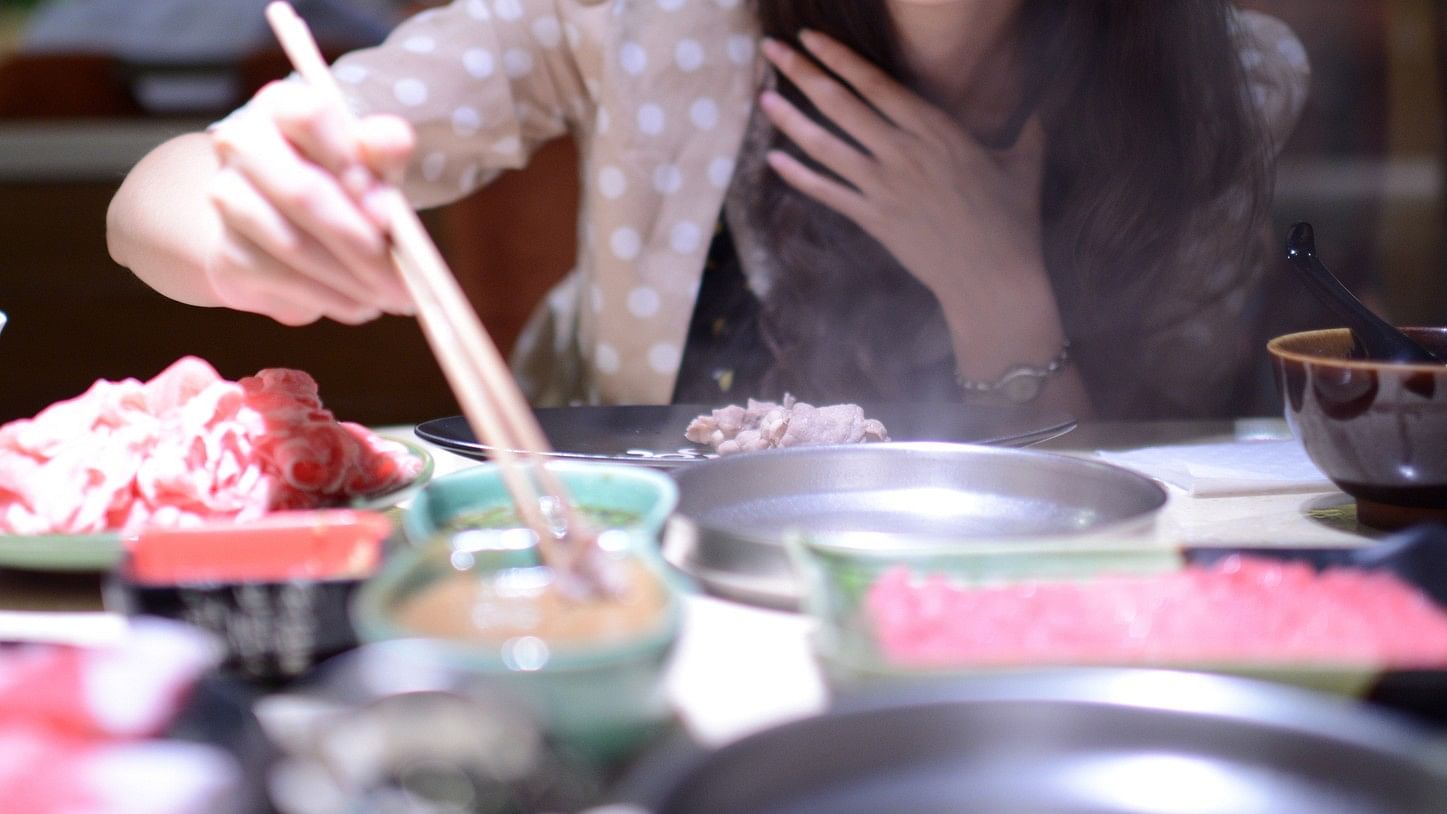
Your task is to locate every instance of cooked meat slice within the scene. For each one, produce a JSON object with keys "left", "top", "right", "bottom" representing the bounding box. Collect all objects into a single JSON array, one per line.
[{"left": 686, "top": 395, "right": 888, "bottom": 455}]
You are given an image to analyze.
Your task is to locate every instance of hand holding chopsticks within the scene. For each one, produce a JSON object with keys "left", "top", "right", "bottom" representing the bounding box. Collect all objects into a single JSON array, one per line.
[{"left": 263, "top": 1, "right": 610, "bottom": 597}]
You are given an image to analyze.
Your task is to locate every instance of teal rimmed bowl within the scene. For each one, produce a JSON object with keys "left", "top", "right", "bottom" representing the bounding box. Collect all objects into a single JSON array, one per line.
[{"left": 353, "top": 461, "right": 682, "bottom": 765}]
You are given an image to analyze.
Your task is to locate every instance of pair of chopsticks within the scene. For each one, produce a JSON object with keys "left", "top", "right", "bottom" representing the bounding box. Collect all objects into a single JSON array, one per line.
[{"left": 264, "top": 2, "right": 594, "bottom": 579}]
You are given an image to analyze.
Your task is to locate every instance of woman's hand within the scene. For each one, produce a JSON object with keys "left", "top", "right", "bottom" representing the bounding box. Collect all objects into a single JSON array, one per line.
[
  {"left": 758, "top": 30, "right": 1046, "bottom": 300},
  {"left": 205, "top": 80, "right": 416, "bottom": 325},
  {"left": 759, "top": 30, "right": 1093, "bottom": 415}
]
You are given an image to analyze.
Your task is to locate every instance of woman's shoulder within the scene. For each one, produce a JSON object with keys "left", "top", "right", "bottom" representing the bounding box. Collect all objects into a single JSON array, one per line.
[{"left": 1231, "top": 8, "right": 1311, "bottom": 153}]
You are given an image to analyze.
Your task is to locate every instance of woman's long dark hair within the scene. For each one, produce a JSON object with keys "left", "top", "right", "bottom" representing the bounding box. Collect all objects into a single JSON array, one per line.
[{"left": 746, "top": 1, "right": 1269, "bottom": 407}]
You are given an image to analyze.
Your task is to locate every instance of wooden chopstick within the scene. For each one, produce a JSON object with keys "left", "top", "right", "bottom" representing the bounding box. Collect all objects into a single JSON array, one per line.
[{"left": 263, "top": 1, "right": 594, "bottom": 573}]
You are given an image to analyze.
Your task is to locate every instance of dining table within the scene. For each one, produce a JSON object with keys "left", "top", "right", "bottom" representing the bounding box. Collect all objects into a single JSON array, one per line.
[{"left": 0, "top": 416, "right": 1377, "bottom": 760}]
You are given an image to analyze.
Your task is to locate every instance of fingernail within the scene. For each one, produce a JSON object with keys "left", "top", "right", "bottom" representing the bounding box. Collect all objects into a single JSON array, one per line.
[
  {"left": 761, "top": 37, "right": 787, "bottom": 63},
  {"left": 799, "top": 28, "right": 823, "bottom": 49},
  {"left": 759, "top": 90, "right": 784, "bottom": 110}
]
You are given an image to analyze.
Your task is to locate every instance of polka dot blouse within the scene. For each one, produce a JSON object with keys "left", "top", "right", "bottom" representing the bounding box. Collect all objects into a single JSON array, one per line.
[{"left": 320, "top": 0, "right": 1308, "bottom": 410}]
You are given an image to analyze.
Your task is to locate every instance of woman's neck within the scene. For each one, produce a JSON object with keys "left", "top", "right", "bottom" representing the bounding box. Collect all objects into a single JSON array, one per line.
[{"left": 885, "top": 0, "right": 1024, "bottom": 135}]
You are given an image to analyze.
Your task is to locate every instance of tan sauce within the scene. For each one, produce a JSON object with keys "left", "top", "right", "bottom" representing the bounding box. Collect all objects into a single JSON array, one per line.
[{"left": 395, "top": 558, "right": 670, "bottom": 648}]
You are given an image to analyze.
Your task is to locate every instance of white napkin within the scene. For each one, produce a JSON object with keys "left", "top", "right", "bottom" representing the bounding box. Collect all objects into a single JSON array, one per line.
[{"left": 1095, "top": 438, "right": 1334, "bottom": 497}]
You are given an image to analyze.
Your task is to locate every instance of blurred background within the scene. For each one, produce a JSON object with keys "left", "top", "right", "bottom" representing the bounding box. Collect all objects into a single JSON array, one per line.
[{"left": 0, "top": 0, "right": 1441, "bottom": 425}]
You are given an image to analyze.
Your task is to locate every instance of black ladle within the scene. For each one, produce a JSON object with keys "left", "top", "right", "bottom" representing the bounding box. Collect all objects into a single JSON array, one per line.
[{"left": 1284, "top": 222, "right": 1442, "bottom": 364}]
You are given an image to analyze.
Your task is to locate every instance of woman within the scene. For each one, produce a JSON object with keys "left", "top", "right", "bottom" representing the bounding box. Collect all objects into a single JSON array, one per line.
[{"left": 106, "top": 0, "right": 1309, "bottom": 418}]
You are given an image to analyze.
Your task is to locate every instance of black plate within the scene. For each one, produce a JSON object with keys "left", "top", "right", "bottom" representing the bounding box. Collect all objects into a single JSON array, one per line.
[
  {"left": 415, "top": 403, "right": 1076, "bottom": 468},
  {"left": 619, "top": 668, "right": 1447, "bottom": 814}
]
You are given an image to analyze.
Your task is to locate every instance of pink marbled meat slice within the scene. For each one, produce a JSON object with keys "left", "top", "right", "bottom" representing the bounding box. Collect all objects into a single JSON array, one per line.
[
  {"left": 0, "top": 357, "right": 422, "bottom": 536},
  {"left": 867, "top": 556, "right": 1447, "bottom": 669}
]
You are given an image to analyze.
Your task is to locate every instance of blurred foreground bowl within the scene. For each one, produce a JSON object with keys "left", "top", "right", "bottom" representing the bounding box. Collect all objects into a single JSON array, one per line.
[
  {"left": 1268, "top": 327, "right": 1447, "bottom": 529},
  {"left": 353, "top": 462, "right": 683, "bottom": 766}
]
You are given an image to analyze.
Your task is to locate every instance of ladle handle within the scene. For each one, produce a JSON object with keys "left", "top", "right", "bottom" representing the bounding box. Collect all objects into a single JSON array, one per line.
[{"left": 1284, "top": 223, "right": 1440, "bottom": 364}]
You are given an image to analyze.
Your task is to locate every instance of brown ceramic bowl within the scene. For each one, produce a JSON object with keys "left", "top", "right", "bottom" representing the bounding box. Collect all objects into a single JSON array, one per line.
[{"left": 1268, "top": 327, "right": 1447, "bottom": 529}]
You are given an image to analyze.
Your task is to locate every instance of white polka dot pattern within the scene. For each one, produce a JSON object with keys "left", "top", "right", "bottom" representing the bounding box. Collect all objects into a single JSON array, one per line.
[
  {"left": 403, "top": 35, "right": 435, "bottom": 53},
  {"left": 690, "top": 97, "right": 719, "bottom": 130},
  {"left": 532, "top": 17, "right": 562, "bottom": 48},
  {"left": 628, "top": 286, "right": 661, "bottom": 317},
  {"left": 620, "top": 42, "right": 648, "bottom": 75},
  {"left": 393, "top": 78, "right": 428, "bottom": 106},
  {"left": 638, "top": 103, "right": 666, "bottom": 135},
  {"left": 451, "top": 106, "right": 482, "bottom": 137},
  {"left": 648, "top": 343, "right": 680, "bottom": 374},
  {"left": 670, "top": 221, "right": 701, "bottom": 254},
  {"left": 493, "top": 0, "right": 522, "bottom": 21},
  {"left": 595, "top": 344, "right": 621, "bottom": 375},
  {"left": 675, "top": 39, "right": 704, "bottom": 72},
  {"left": 462, "top": 48, "right": 495, "bottom": 79},
  {"left": 335, "top": 64, "right": 368, "bottom": 84},
  {"left": 610, "top": 227, "right": 642, "bottom": 261},
  {"left": 599, "top": 165, "right": 627, "bottom": 199},
  {"left": 708, "top": 156, "right": 734, "bottom": 188}
]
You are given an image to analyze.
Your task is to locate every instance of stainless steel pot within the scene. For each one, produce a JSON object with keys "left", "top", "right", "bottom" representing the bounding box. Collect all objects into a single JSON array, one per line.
[{"left": 667, "top": 443, "right": 1168, "bottom": 609}]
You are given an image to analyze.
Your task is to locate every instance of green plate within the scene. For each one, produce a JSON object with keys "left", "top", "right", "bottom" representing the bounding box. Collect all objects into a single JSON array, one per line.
[{"left": 0, "top": 437, "right": 433, "bottom": 573}]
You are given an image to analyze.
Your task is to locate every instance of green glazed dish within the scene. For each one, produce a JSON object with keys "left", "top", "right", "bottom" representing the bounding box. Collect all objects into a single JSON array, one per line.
[
  {"left": 354, "top": 461, "right": 683, "bottom": 766},
  {"left": 790, "top": 529, "right": 1184, "bottom": 682},
  {"left": 790, "top": 531, "right": 1381, "bottom": 698},
  {"left": 0, "top": 437, "right": 432, "bottom": 574}
]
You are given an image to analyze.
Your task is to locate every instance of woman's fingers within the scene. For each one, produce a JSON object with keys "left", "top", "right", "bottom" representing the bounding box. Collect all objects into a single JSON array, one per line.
[
  {"left": 209, "top": 166, "right": 386, "bottom": 313},
  {"left": 212, "top": 106, "right": 401, "bottom": 309},
  {"left": 765, "top": 149, "right": 873, "bottom": 228},
  {"left": 795, "top": 29, "right": 942, "bottom": 137},
  {"left": 262, "top": 82, "right": 366, "bottom": 182},
  {"left": 356, "top": 114, "right": 417, "bottom": 189},
  {"left": 761, "top": 37, "right": 897, "bottom": 158},
  {"left": 758, "top": 90, "right": 875, "bottom": 191},
  {"left": 208, "top": 232, "right": 381, "bottom": 326}
]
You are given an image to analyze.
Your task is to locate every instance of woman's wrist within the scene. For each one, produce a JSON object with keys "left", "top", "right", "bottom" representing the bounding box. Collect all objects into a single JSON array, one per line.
[{"left": 929, "top": 254, "right": 1068, "bottom": 383}]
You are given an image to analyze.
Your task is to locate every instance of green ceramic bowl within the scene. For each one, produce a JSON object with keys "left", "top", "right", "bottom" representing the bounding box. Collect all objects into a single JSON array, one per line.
[
  {"left": 791, "top": 532, "right": 1396, "bottom": 698},
  {"left": 0, "top": 437, "right": 432, "bottom": 574},
  {"left": 790, "top": 529, "right": 1184, "bottom": 684},
  {"left": 353, "top": 461, "right": 682, "bottom": 765}
]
